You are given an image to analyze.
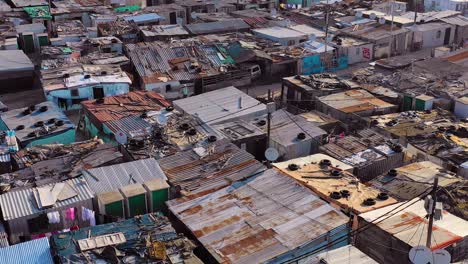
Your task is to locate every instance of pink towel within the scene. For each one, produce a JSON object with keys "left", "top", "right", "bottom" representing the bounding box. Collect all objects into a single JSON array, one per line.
[{"left": 65, "top": 208, "right": 75, "bottom": 221}]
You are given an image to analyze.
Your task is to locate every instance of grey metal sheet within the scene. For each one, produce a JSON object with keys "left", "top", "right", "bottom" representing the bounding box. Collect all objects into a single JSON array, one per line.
[{"left": 83, "top": 158, "right": 167, "bottom": 194}]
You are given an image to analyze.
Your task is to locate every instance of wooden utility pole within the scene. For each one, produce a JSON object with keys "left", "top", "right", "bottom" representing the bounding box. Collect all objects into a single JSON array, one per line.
[{"left": 426, "top": 174, "right": 439, "bottom": 248}]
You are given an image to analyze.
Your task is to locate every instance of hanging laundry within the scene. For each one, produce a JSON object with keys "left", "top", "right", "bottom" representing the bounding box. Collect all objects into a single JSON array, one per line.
[
  {"left": 47, "top": 211, "right": 60, "bottom": 224},
  {"left": 81, "top": 207, "right": 96, "bottom": 226},
  {"left": 89, "top": 210, "right": 96, "bottom": 226},
  {"left": 65, "top": 207, "right": 75, "bottom": 221}
]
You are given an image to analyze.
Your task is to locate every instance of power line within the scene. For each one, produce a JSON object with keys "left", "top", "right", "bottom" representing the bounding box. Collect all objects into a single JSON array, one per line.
[{"left": 284, "top": 188, "right": 434, "bottom": 263}]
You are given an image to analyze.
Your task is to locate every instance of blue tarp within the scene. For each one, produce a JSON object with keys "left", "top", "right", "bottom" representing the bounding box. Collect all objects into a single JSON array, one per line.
[{"left": 123, "top": 13, "right": 163, "bottom": 23}]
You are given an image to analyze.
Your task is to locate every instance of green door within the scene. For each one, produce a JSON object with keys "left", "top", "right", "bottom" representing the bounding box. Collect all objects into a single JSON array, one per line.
[
  {"left": 403, "top": 95, "right": 413, "bottom": 111},
  {"left": 152, "top": 189, "right": 168, "bottom": 212},
  {"left": 105, "top": 201, "right": 124, "bottom": 218},
  {"left": 128, "top": 194, "right": 146, "bottom": 217},
  {"left": 415, "top": 99, "right": 426, "bottom": 111}
]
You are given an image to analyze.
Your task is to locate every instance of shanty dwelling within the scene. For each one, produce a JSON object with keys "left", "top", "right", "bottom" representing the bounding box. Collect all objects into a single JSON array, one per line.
[
  {"left": 0, "top": 177, "right": 94, "bottom": 244},
  {"left": 49, "top": 213, "right": 202, "bottom": 263},
  {"left": 185, "top": 19, "right": 251, "bottom": 35},
  {"left": 316, "top": 89, "right": 398, "bottom": 126},
  {"left": 173, "top": 86, "right": 267, "bottom": 125},
  {"left": 0, "top": 102, "right": 75, "bottom": 148},
  {"left": 80, "top": 91, "right": 170, "bottom": 144},
  {"left": 97, "top": 20, "right": 140, "bottom": 43},
  {"left": 144, "top": 4, "right": 187, "bottom": 25},
  {"left": 82, "top": 159, "right": 169, "bottom": 222},
  {"left": 247, "top": 109, "right": 327, "bottom": 161},
  {"left": 340, "top": 22, "right": 410, "bottom": 59},
  {"left": 85, "top": 37, "right": 124, "bottom": 55},
  {"left": 15, "top": 23, "right": 47, "bottom": 54},
  {"left": 168, "top": 168, "right": 350, "bottom": 263},
  {"left": 281, "top": 74, "right": 354, "bottom": 112},
  {"left": 370, "top": 161, "right": 466, "bottom": 219},
  {"left": 121, "top": 107, "right": 224, "bottom": 160},
  {"left": 211, "top": 120, "right": 267, "bottom": 160},
  {"left": 409, "top": 22, "right": 456, "bottom": 50},
  {"left": 41, "top": 64, "right": 132, "bottom": 110},
  {"left": 299, "top": 245, "right": 378, "bottom": 264},
  {"left": 330, "top": 36, "right": 374, "bottom": 64},
  {"left": 439, "top": 16, "right": 468, "bottom": 47},
  {"left": 0, "top": 50, "right": 34, "bottom": 92},
  {"left": 0, "top": 237, "right": 53, "bottom": 264},
  {"left": 140, "top": 24, "right": 190, "bottom": 41},
  {"left": 158, "top": 139, "right": 265, "bottom": 198},
  {"left": 126, "top": 42, "right": 250, "bottom": 97},
  {"left": 252, "top": 26, "right": 309, "bottom": 46},
  {"left": 320, "top": 129, "right": 405, "bottom": 182},
  {"left": 122, "top": 13, "right": 164, "bottom": 26},
  {"left": 355, "top": 198, "right": 468, "bottom": 263},
  {"left": 274, "top": 157, "right": 398, "bottom": 220}
]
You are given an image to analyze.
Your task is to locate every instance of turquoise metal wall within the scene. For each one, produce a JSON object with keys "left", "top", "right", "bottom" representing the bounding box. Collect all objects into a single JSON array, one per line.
[
  {"left": 26, "top": 129, "right": 76, "bottom": 147},
  {"left": 301, "top": 55, "right": 348, "bottom": 75}
]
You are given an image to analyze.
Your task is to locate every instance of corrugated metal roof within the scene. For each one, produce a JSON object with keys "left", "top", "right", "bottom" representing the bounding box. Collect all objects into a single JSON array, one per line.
[
  {"left": 82, "top": 91, "right": 170, "bottom": 123},
  {"left": 301, "top": 245, "right": 378, "bottom": 264},
  {"left": 318, "top": 90, "right": 396, "bottom": 113},
  {"left": 359, "top": 199, "right": 468, "bottom": 250},
  {"left": 168, "top": 169, "right": 349, "bottom": 263},
  {"left": 158, "top": 139, "right": 265, "bottom": 195},
  {"left": 83, "top": 158, "right": 167, "bottom": 194},
  {"left": 0, "top": 101, "right": 75, "bottom": 144},
  {"left": 174, "top": 86, "right": 267, "bottom": 125},
  {"left": 123, "top": 13, "right": 162, "bottom": 23},
  {"left": 274, "top": 162, "right": 398, "bottom": 214},
  {"left": 441, "top": 15, "right": 468, "bottom": 26},
  {"left": 0, "top": 177, "right": 93, "bottom": 220},
  {"left": 126, "top": 42, "right": 223, "bottom": 82},
  {"left": 0, "top": 237, "right": 53, "bottom": 264},
  {"left": 104, "top": 115, "right": 152, "bottom": 136},
  {"left": 185, "top": 19, "right": 250, "bottom": 34},
  {"left": 370, "top": 161, "right": 461, "bottom": 201}
]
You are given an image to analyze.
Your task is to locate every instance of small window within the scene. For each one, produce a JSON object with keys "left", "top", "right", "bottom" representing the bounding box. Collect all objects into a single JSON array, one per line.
[
  {"left": 165, "top": 84, "right": 172, "bottom": 92},
  {"left": 93, "top": 87, "right": 104, "bottom": 99},
  {"left": 436, "top": 30, "right": 441, "bottom": 38},
  {"left": 71, "top": 89, "right": 79, "bottom": 97},
  {"left": 102, "top": 47, "right": 111, "bottom": 53},
  {"left": 356, "top": 47, "right": 361, "bottom": 55},
  {"left": 288, "top": 40, "right": 296, "bottom": 46}
]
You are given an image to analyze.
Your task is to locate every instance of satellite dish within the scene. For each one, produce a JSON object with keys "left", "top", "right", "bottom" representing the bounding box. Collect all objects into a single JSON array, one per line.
[
  {"left": 370, "top": 12, "right": 377, "bottom": 19},
  {"left": 379, "top": 17, "right": 386, "bottom": 25},
  {"left": 270, "top": 8, "right": 277, "bottom": 16},
  {"left": 265, "top": 148, "right": 279, "bottom": 161},
  {"left": 115, "top": 130, "right": 128, "bottom": 145},
  {"left": 356, "top": 11, "right": 363, "bottom": 18},
  {"left": 432, "top": 249, "right": 451, "bottom": 264},
  {"left": 156, "top": 114, "right": 167, "bottom": 125},
  {"left": 309, "top": 33, "right": 316, "bottom": 42},
  {"left": 409, "top": 246, "right": 432, "bottom": 264}
]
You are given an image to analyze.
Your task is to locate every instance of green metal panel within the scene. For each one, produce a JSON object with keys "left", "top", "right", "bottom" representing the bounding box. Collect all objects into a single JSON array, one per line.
[
  {"left": 152, "top": 189, "right": 168, "bottom": 212},
  {"left": 415, "top": 98, "right": 426, "bottom": 111},
  {"left": 23, "top": 34, "right": 34, "bottom": 53},
  {"left": 403, "top": 95, "right": 413, "bottom": 111},
  {"left": 128, "top": 194, "right": 146, "bottom": 217},
  {"left": 38, "top": 35, "right": 48, "bottom": 46},
  {"left": 105, "top": 201, "right": 124, "bottom": 218}
]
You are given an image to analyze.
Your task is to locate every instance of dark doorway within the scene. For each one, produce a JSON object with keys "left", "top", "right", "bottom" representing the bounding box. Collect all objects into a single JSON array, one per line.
[
  {"left": 93, "top": 87, "right": 104, "bottom": 99},
  {"left": 169, "top": 12, "right": 177, "bottom": 24},
  {"left": 444, "top": 28, "right": 451, "bottom": 45}
]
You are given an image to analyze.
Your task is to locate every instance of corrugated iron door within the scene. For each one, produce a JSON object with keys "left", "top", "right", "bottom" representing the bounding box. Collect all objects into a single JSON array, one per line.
[
  {"left": 128, "top": 194, "right": 146, "bottom": 217},
  {"left": 105, "top": 201, "right": 124, "bottom": 218},
  {"left": 415, "top": 98, "right": 426, "bottom": 111}
]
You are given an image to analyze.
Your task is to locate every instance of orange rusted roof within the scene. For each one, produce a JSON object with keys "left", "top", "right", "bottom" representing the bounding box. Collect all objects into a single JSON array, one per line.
[
  {"left": 82, "top": 91, "right": 170, "bottom": 123},
  {"left": 168, "top": 169, "right": 349, "bottom": 263}
]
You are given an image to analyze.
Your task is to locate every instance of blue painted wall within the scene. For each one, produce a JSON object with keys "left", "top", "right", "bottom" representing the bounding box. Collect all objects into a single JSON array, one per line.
[
  {"left": 301, "top": 55, "right": 348, "bottom": 75},
  {"left": 46, "top": 83, "right": 130, "bottom": 110},
  {"left": 26, "top": 129, "right": 76, "bottom": 147}
]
